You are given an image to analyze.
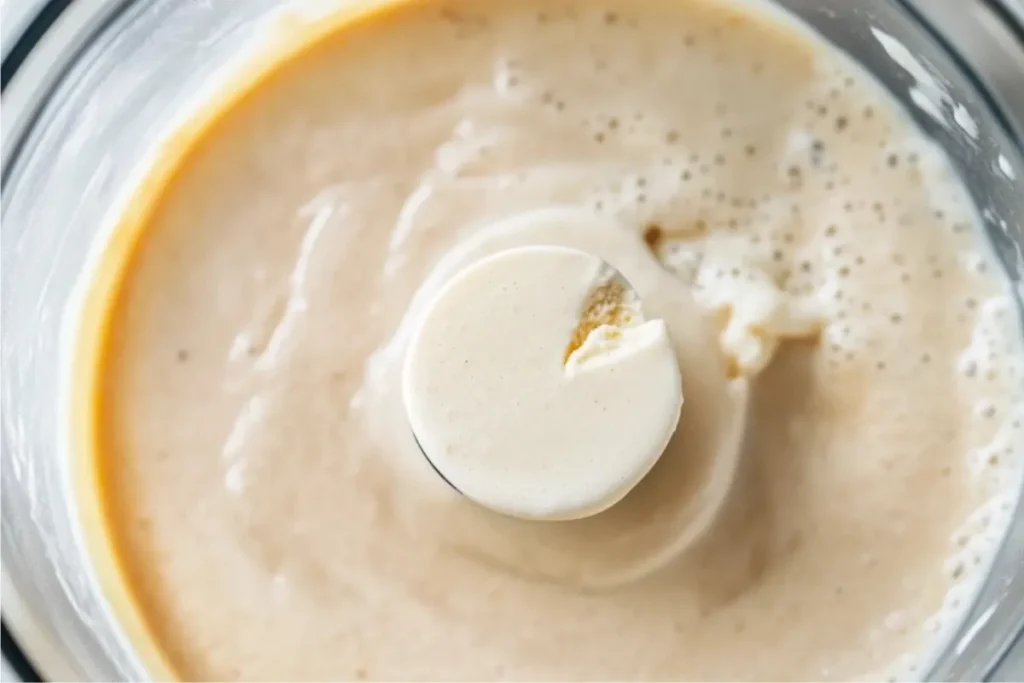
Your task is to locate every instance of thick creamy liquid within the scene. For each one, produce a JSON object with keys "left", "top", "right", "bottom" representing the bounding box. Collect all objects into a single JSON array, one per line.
[{"left": 82, "top": 0, "right": 1024, "bottom": 680}]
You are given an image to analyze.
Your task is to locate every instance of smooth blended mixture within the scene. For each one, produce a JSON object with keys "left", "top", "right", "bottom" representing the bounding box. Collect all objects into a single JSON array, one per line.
[{"left": 81, "top": 0, "right": 1024, "bottom": 679}]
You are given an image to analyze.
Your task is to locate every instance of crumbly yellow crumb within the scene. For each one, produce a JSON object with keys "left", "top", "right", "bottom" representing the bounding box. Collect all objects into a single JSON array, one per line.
[{"left": 564, "top": 279, "right": 633, "bottom": 364}]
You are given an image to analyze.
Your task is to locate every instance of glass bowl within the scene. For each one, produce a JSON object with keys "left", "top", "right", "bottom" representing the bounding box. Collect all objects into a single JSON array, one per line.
[{"left": 2, "top": 0, "right": 1023, "bottom": 679}]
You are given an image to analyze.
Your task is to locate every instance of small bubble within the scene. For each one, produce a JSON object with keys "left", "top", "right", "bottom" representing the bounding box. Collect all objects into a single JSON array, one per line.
[
  {"left": 745, "top": 144, "right": 757, "bottom": 157},
  {"left": 891, "top": 313, "right": 903, "bottom": 324},
  {"left": 603, "top": 11, "right": 619, "bottom": 24},
  {"left": 665, "top": 129, "right": 680, "bottom": 144},
  {"left": 836, "top": 116, "right": 849, "bottom": 131},
  {"left": 887, "top": 154, "right": 900, "bottom": 168}
]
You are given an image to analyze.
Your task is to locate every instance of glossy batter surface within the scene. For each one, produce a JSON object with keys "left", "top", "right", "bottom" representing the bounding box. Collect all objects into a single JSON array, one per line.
[{"left": 85, "top": 0, "right": 1024, "bottom": 679}]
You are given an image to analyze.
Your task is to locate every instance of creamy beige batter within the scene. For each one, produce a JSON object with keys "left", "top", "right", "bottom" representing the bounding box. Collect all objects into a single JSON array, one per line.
[{"left": 77, "top": 0, "right": 1024, "bottom": 680}]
